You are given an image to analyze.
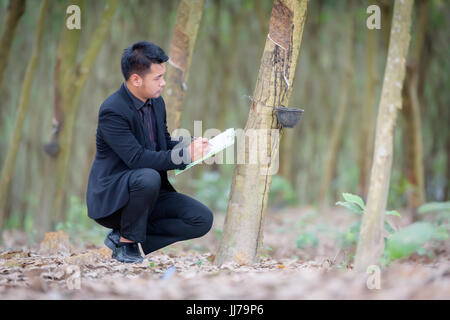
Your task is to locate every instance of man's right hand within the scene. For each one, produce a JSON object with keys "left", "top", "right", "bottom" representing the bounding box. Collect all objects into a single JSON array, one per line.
[{"left": 189, "top": 137, "right": 211, "bottom": 162}]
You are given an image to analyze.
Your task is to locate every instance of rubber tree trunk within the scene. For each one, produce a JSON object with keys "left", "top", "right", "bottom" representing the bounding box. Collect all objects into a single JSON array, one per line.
[
  {"left": 0, "top": 0, "right": 49, "bottom": 231},
  {"left": 165, "top": 0, "right": 205, "bottom": 133},
  {"left": 318, "top": 15, "right": 354, "bottom": 206},
  {"left": 51, "top": 0, "right": 119, "bottom": 224},
  {"left": 0, "top": 0, "right": 26, "bottom": 95},
  {"left": 354, "top": 0, "right": 414, "bottom": 272},
  {"left": 36, "top": 0, "right": 85, "bottom": 236},
  {"left": 401, "top": 0, "right": 429, "bottom": 219},
  {"left": 358, "top": 20, "right": 378, "bottom": 200},
  {"left": 215, "top": 0, "right": 308, "bottom": 266}
]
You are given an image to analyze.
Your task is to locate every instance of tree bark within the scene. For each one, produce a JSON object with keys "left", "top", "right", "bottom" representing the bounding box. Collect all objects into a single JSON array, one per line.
[
  {"left": 215, "top": 0, "right": 308, "bottom": 266},
  {"left": 165, "top": 0, "right": 205, "bottom": 133},
  {"left": 0, "top": 0, "right": 26, "bottom": 95},
  {"left": 354, "top": 0, "right": 414, "bottom": 272},
  {"left": 0, "top": 0, "right": 49, "bottom": 231}
]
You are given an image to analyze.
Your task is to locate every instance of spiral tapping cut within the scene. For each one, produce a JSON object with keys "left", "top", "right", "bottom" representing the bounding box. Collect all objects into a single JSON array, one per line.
[{"left": 267, "top": 33, "right": 290, "bottom": 90}]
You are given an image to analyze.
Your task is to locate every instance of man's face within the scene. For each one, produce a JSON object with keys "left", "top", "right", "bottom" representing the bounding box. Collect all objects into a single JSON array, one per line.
[{"left": 130, "top": 62, "right": 166, "bottom": 100}]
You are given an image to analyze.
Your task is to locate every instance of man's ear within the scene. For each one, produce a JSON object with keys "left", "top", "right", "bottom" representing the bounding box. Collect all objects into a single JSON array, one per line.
[{"left": 129, "top": 74, "right": 142, "bottom": 87}]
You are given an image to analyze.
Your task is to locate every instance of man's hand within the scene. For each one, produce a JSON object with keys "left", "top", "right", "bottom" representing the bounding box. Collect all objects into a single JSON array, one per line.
[{"left": 189, "top": 137, "right": 211, "bottom": 162}]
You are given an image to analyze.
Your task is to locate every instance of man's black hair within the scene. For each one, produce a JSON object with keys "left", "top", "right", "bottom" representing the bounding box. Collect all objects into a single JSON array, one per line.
[{"left": 121, "top": 41, "right": 169, "bottom": 80}]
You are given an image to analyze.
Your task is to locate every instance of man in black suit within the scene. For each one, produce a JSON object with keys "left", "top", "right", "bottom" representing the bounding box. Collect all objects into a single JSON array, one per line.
[{"left": 86, "top": 41, "right": 213, "bottom": 263}]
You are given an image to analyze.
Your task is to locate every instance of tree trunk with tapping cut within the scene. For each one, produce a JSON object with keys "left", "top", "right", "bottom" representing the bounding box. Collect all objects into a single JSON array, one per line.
[{"left": 215, "top": 0, "right": 308, "bottom": 266}]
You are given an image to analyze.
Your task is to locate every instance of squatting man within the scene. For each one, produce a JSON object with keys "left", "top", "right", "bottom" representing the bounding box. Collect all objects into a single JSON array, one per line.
[{"left": 86, "top": 41, "right": 214, "bottom": 263}]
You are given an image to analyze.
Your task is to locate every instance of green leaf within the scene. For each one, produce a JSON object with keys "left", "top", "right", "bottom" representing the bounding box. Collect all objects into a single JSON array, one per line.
[
  {"left": 386, "top": 222, "right": 438, "bottom": 260},
  {"left": 385, "top": 210, "right": 401, "bottom": 217},
  {"left": 417, "top": 201, "right": 450, "bottom": 214},
  {"left": 336, "top": 201, "right": 364, "bottom": 215},
  {"left": 342, "top": 193, "right": 365, "bottom": 210}
]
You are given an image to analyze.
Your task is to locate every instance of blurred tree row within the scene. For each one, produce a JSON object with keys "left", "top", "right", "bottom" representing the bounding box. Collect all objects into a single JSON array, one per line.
[{"left": 0, "top": 0, "right": 448, "bottom": 246}]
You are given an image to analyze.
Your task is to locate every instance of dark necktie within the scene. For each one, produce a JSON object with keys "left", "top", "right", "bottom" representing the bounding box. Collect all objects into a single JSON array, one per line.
[{"left": 141, "top": 104, "right": 156, "bottom": 150}]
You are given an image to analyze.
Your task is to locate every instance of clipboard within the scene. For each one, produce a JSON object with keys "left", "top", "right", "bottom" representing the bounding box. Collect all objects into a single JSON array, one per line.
[{"left": 174, "top": 128, "right": 235, "bottom": 176}]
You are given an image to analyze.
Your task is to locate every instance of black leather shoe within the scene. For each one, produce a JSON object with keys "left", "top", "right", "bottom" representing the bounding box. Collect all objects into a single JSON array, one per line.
[
  {"left": 104, "top": 229, "right": 120, "bottom": 250},
  {"left": 112, "top": 242, "right": 143, "bottom": 264}
]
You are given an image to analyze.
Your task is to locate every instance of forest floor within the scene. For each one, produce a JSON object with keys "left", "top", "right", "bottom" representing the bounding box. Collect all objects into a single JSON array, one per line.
[{"left": 0, "top": 206, "right": 449, "bottom": 299}]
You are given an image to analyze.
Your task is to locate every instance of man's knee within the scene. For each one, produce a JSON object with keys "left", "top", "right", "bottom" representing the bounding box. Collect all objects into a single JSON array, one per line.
[
  {"left": 129, "top": 168, "right": 161, "bottom": 193},
  {"left": 195, "top": 207, "right": 214, "bottom": 237}
]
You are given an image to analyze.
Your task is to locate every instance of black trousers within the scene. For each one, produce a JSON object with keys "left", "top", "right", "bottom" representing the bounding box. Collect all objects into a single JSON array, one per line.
[{"left": 94, "top": 168, "right": 214, "bottom": 255}]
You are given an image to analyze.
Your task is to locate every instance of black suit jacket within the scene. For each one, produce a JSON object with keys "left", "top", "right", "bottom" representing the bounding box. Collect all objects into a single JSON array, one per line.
[{"left": 86, "top": 83, "right": 191, "bottom": 220}]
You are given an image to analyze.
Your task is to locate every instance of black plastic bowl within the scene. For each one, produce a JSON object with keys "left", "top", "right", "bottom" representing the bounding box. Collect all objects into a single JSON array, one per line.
[{"left": 275, "top": 106, "right": 304, "bottom": 128}]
